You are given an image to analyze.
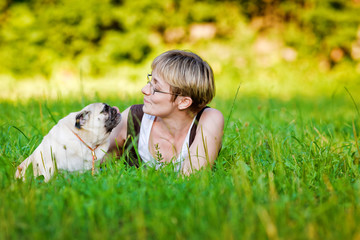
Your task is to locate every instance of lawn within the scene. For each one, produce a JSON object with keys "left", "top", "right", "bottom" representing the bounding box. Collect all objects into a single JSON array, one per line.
[
  {"left": 1, "top": 90, "right": 360, "bottom": 239},
  {"left": 1, "top": 0, "right": 360, "bottom": 238}
]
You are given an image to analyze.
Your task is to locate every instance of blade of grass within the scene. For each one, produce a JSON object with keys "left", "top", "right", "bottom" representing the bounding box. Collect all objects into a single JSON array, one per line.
[
  {"left": 224, "top": 82, "right": 241, "bottom": 132},
  {"left": 344, "top": 87, "right": 360, "bottom": 118},
  {"left": 44, "top": 103, "right": 57, "bottom": 124},
  {"left": 353, "top": 121, "right": 360, "bottom": 165},
  {"left": 10, "top": 126, "right": 29, "bottom": 141}
]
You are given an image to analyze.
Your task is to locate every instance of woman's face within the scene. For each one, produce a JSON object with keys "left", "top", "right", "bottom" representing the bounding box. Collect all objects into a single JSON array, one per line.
[{"left": 141, "top": 71, "right": 177, "bottom": 117}]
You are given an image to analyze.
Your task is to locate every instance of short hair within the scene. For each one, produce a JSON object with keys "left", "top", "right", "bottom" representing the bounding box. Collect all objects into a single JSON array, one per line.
[{"left": 151, "top": 50, "right": 215, "bottom": 113}]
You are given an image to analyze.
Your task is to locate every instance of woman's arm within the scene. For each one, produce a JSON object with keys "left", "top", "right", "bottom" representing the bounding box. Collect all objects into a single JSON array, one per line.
[
  {"left": 107, "top": 106, "right": 131, "bottom": 155},
  {"left": 181, "top": 108, "right": 224, "bottom": 175}
]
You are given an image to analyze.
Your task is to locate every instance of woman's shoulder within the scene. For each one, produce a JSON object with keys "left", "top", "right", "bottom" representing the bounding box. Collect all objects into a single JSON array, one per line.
[
  {"left": 129, "top": 104, "right": 144, "bottom": 112},
  {"left": 200, "top": 107, "right": 224, "bottom": 125},
  {"left": 194, "top": 107, "right": 224, "bottom": 135},
  {"left": 122, "top": 104, "right": 144, "bottom": 119}
]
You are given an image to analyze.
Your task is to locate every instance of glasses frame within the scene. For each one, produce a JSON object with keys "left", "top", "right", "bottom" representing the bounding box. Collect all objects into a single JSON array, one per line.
[{"left": 147, "top": 74, "right": 178, "bottom": 96}]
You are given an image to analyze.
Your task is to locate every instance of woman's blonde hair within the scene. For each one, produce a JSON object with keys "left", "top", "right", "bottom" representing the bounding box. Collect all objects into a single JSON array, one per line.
[{"left": 151, "top": 50, "right": 215, "bottom": 113}]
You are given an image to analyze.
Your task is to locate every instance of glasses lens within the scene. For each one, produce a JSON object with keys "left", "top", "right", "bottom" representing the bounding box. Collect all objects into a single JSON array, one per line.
[
  {"left": 150, "top": 82, "right": 155, "bottom": 95},
  {"left": 147, "top": 74, "right": 154, "bottom": 94}
]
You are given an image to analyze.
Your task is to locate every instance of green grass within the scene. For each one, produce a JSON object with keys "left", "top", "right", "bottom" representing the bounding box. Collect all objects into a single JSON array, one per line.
[{"left": 1, "top": 93, "right": 360, "bottom": 239}]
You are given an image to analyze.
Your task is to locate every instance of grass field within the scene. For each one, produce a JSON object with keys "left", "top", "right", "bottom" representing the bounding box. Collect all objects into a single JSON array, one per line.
[{"left": 1, "top": 88, "right": 360, "bottom": 239}]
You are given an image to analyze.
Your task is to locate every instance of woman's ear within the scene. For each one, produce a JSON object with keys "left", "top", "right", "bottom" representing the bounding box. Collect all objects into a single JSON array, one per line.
[{"left": 177, "top": 96, "right": 193, "bottom": 110}]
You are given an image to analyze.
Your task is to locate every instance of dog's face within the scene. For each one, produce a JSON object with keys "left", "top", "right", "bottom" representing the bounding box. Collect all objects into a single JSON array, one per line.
[{"left": 75, "top": 103, "right": 121, "bottom": 137}]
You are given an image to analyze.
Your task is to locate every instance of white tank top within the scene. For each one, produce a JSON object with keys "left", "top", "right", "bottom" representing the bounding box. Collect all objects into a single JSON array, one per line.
[{"left": 138, "top": 113, "right": 196, "bottom": 172}]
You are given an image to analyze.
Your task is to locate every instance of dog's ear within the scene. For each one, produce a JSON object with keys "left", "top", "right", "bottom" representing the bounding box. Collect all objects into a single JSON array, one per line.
[{"left": 75, "top": 111, "right": 90, "bottom": 129}]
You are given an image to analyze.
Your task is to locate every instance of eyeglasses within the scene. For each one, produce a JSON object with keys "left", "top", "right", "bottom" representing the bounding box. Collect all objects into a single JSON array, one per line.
[{"left": 147, "top": 74, "right": 178, "bottom": 95}]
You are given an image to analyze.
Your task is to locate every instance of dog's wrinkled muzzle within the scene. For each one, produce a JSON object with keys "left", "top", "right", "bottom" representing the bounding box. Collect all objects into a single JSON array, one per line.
[{"left": 104, "top": 104, "right": 121, "bottom": 133}]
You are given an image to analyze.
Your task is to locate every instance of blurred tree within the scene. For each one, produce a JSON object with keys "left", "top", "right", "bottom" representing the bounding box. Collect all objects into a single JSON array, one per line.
[{"left": 0, "top": 0, "right": 359, "bottom": 77}]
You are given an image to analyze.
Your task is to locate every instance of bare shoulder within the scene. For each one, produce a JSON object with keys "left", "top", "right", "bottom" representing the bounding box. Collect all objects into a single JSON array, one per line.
[
  {"left": 199, "top": 108, "right": 224, "bottom": 126},
  {"left": 195, "top": 107, "right": 224, "bottom": 138}
]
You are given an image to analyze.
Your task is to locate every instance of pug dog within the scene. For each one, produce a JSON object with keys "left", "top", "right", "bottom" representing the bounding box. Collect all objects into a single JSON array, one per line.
[{"left": 15, "top": 103, "right": 121, "bottom": 182}]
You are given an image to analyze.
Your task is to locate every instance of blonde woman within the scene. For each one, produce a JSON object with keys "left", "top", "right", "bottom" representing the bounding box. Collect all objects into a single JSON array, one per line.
[{"left": 108, "top": 50, "right": 224, "bottom": 175}]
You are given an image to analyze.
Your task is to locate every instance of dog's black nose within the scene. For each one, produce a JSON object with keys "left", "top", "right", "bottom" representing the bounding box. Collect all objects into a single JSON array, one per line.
[{"left": 110, "top": 107, "right": 118, "bottom": 117}]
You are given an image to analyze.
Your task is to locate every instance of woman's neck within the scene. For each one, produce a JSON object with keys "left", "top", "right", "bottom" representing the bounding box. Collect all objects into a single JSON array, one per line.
[{"left": 155, "top": 110, "right": 195, "bottom": 139}]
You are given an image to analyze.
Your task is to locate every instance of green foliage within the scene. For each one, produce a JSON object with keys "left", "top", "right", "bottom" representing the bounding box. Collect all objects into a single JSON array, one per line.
[
  {"left": 1, "top": 94, "right": 360, "bottom": 238},
  {"left": 0, "top": 0, "right": 359, "bottom": 77},
  {"left": 299, "top": 1, "right": 360, "bottom": 52}
]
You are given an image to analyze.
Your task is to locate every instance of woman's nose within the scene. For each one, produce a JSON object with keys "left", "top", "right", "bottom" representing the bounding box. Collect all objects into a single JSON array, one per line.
[{"left": 141, "top": 83, "right": 151, "bottom": 95}]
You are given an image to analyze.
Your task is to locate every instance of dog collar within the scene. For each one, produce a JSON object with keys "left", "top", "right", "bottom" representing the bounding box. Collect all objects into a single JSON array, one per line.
[{"left": 71, "top": 130, "right": 99, "bottom": 176}]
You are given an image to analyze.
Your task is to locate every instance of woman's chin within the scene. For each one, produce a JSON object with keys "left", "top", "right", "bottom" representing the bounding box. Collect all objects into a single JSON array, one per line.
[{"left": 142, "top": 104, "right": 151, "bottom": 114}]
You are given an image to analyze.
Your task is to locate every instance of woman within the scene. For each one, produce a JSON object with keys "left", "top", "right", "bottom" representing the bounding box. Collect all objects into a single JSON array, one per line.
[{"left": 108, "top": 50, "right": 224, "bottom": 175}]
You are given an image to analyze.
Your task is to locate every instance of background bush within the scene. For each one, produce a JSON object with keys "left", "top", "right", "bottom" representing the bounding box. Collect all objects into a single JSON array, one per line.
[{"left": 0, "top": 0, "right": 359, "bottom": 78}]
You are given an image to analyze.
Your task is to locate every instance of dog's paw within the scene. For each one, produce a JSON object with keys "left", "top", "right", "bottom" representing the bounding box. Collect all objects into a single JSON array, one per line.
[{"left": 14, "top": 166, "right": 23, "bottom": 179}]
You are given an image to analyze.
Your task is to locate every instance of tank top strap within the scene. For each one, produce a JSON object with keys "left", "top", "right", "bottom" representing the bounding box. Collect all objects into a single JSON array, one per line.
[{"left": 189, "top": 106, "right": 210, "bottom": 147}]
